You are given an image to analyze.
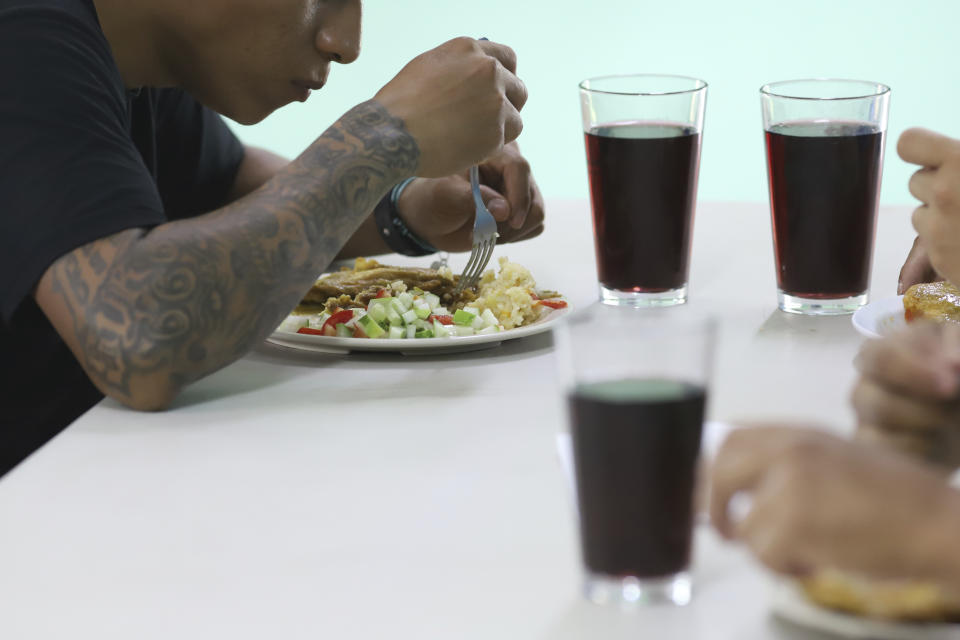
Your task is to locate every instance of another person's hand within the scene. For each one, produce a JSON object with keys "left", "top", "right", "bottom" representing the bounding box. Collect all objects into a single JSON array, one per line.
[
  {"left": 851, "top": 322, "right": 960, "bottom": 467},
  {"left": 899, "top": 128, "right": 960, "bottom": 287},
  {"left": 374, "top": 38, "right": 527, "bottom": 178},
  {"left": 710, "top": 425, "right": 960, "bottom": 584},
  {"left": 898, "top": 236, "right": 942, "bottom": 294},
  {"left": 396, "top": 143, "right": 545, "bottom": 251}
]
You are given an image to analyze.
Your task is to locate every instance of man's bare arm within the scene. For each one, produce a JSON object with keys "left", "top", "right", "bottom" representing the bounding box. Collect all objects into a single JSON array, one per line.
[{"left": 35, "top": 101, "right": 417, "bottom": 410}]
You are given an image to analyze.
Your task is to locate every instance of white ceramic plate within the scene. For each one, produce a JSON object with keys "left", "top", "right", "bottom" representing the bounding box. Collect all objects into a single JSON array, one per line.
[
  {"left": 852, "top": 296, "right": 906, "bottom": 339},
  {"left": 267, "top": 303, "right": 572, "bottom": 355},
  {"left": 770, "top": 579, "right": 960, "bottom": 640}
]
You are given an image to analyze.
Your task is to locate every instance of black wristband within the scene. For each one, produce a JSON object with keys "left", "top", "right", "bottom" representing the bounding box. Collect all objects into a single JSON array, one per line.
[{"left": 374, "top": 182, "right": 438, "bottom": 257}]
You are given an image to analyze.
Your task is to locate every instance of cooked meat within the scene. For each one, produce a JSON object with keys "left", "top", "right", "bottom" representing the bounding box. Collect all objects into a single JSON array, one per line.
[
  {"left": 297, "top": 258, "right": 475, "bottom": 311},
  {"left": 903, "top": 281, "right": 960, "bottom": 324}
]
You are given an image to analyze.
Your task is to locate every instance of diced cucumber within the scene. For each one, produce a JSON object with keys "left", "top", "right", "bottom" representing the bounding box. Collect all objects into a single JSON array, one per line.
[
  {"left": 471, "top": 316, "right": 486, "bottom": 330},
  {"left": 401, "top": 309, "right": 418, "bottom": 324},
  {"left": 388, "top": 325, "right": 405, "bottom": 340},
  {"left": 308, "top": 313, "right": 330, "bottom": 329},
  {"left": 414, "top": 327, "right": 434, "bottom": 339},
  {"left": 463, "top": 306, "right": 480, "bottom": 317},
  {"left": 414, "top": 303, "right": 431, "bottom": 320},
  {"left": 398, "top": 292, "right": 414, "bottom": 309},
  {"left": 390, "top": 297, "right": 409, "bottom": 315},
  {"left": 481, "top": 308, "right": 498, "bottom": 328},
  {"left": 477, "top": 325, "right": 499, "bottom": 336},
  {"left": 368, "top": 303, "right": 388, "bottom": 324},
  {"left": 432, "top": 306, "right": 450, "bottom": 317},
  {"left": 357, "top": 313, "right": 385, "bottom": 338},
  {"left": 424, "top": 292, "right": 440, "bottom": 310},
  {"left": 413, "top": 318, "right": 429, "bottom": 330},
  {"left": 432, "top": 319, "right": 449, "bottom": 338},
  {"left": 405, "top": 324, "right": 416, "bottom": 339},
  {"left": 453, "top": 325, "right": 475, "bottom": 337},
  {"left": 453, "top": 309, "right": 476, "bottom": 326},
  {"left": 335, "top": 323, "right": 352, "bottom": 337},
  {"left": 368, "top": 296, "right": 393, "bottom": 308},
  {"left": 386, "top": 307, "right": 403, "bottom": 327}
]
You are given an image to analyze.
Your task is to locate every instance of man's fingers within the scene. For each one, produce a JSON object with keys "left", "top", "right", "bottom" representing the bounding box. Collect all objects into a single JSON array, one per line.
[
  {"left": 908, "top": 168, "right": 935, "bottom": 204},
  {"left": 898, "top": 127, "right": 956, "bottom": 168},
  {"left": 898, "top": 237, "right": 936, "bottom": 294},
  {"left": 477, "top": 39, "right": 517, "bottom": 74},
  {"left": 850, "top": 378, "right": 955, "bottom": 433},
  {"left": 502, "top": 105, "right": 523, "bottom": 145},
  {"left": 500, "top": 159, "right": 533, "bottom": 229},
  {"left": 709, "top": 428, "right": 781, "bottom": 538},
  {"left": 478, "top": 184, "right": 510, "bottom": 222},
  {"left": 912, "top": 204, "right": 933, "bottom": 238},
  {"left": 856, "top": 334, "right": 958, "bottom": 398}
]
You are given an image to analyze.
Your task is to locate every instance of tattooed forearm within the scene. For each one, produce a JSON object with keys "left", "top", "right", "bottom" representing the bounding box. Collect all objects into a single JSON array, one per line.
[{"left": 48, "top": 100, "right": 419, "bottom": 407}]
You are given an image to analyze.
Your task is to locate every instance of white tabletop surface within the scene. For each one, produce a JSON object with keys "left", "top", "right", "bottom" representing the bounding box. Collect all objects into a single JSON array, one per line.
[{"left": 0, "top": 199, "right": 919, "bottom": 639}]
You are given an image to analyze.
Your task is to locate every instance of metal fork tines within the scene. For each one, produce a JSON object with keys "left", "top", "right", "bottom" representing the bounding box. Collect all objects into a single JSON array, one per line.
[{"left": 452, "top": 165, "right": 498, "bottom": 296}]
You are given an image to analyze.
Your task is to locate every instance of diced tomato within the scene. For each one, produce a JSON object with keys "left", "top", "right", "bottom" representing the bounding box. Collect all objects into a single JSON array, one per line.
[
  {"left": 430, "top": 314, "right": 454, "bottom": 325},
  {"left": 296, "top": 327, "right": 325, "bottom": 335},
  {"left": 529, "top": 291, "right": 540, "bottom": 301},
  {"left": 537, "top": 299, "right": 568, "bottom": 309},
  {"left": 321, "top": 309, "right": 355, "bottom": 336},
  {"left": 375, "top": 288, "right": 390, "bottom": 299}
]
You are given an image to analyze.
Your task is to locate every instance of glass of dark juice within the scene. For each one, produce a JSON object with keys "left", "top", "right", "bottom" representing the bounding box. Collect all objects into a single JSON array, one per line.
[
  {"left": 556, "top": 306, "right": 716, "bottom": 606},
  {"left": 760, "top": 79, "right": 891, "bottom": 315},
  {"left": 579, "top": 74, "right": 707, "bottom": 307}
]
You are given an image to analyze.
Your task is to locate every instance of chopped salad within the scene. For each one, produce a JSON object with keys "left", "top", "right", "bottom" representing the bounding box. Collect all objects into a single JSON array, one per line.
[{"left": 277, "top": 284, "right": 567, "bottom": 340}]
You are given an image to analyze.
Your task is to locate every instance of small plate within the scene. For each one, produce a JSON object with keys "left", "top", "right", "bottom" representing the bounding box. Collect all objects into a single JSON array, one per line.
[
  {"left": 852, "top": 296, "right": 906, "bottom": 339},
  {"left": 770, "top": 579, "right": 960, "bottom": 640},
  {"left": 267, "top": 303, "right": 572, "bottom": 355}
]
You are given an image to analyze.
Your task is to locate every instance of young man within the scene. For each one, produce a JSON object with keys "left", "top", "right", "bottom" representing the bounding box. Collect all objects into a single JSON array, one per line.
[{"left": 0, "top": 0, "right": 544, "bottom": 475}]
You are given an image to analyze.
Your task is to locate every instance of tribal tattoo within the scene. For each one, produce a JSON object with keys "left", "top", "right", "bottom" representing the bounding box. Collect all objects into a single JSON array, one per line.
[{"left": 49, "top": 100, "right": 418, "bottom": 405}]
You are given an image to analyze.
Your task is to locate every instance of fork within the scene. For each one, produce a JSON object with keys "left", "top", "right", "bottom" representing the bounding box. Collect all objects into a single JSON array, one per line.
[{"left": 451, "top": 165, "right": 498, "bottom": 295}]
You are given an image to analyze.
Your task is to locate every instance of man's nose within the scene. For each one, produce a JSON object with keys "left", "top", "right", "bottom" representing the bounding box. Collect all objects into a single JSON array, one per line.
[{"left": 315, "top": 1, "right": 361, "bottom": 64}]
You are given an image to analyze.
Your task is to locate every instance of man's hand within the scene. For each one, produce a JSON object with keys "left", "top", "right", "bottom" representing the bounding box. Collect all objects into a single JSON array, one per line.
[
  {"left": 374, "top": 37, "right": 527, "bottom": 178},
  {"left": 395, "top": 143, "right": 545, "bottom": 252},
  {"left": 899, "top": 128, "right": 960, "bottom": 287},
  {"left": 851, "top": 322, "right": 960, "bottom": 467},
  {"left": 710, "top": 426, "right": 960, "bottom": 584},
  {"left": 898, "top": 236, "right": 942, "bottom": 294}
]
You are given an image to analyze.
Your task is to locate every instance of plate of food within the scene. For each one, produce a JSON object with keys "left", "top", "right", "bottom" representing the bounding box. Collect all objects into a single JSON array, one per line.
[
  {"left": 852, "top": 282, "right": 960, "bottom": 339},
  {"left": 267, "top": 256, "right": 571, "bottom": 355},
  {"left": 771, "top": 571, "right": 960, "bottom": 639}
]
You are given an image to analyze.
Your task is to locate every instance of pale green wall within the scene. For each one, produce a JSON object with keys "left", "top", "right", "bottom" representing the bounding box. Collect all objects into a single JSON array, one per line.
[{"left": 230, "top": 0, "right": 958, "bottom": 206}]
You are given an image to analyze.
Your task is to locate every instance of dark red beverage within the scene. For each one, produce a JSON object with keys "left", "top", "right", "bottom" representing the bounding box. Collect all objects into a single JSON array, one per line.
[
  {"left": 569, "top": 378, "right": 706, "bottom": 578},
  {"left": 585, "top": 123, "right": 701, "bottom": 293},
  {"left": 765, "top": 121, "right": 884, "bottom": 298}
]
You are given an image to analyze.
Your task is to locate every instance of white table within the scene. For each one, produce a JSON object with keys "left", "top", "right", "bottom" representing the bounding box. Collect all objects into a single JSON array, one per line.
[{"left": 0, "top": 200, "right": 917, "bottom": 639}]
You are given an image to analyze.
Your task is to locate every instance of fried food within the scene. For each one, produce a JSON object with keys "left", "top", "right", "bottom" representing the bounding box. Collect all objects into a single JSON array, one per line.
[
  {"left": 799, "top": 569, "right": 960, "bottom": 621},
  {"left": 903, "top": 281, "right": 960, "bottom": 324},
  {"left": 297, "top": 257, "right": 474, "bottom": 312}
]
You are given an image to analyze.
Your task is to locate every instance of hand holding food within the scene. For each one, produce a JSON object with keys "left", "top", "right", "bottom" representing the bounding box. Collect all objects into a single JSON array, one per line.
[
  {"left": 374, "top": 38, "right": 527, "bottom": 178},
  {"left": 710, "top": 425, "right": 960, "bottom": 619},
  {"left": 899, "top": 128, "right": 960, "bottom": 288},
  {"left": 851, "top": 322, "right": 960, "bottom": 467}
]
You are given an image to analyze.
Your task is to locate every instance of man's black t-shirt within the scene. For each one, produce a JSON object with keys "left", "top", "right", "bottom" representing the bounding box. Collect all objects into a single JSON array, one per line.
[{"left": 0, "top": 0, "right": 245, "bottom": 476}]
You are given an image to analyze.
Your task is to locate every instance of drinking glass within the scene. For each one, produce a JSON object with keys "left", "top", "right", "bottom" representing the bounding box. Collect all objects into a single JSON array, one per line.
[
  {"left": 555, "top": 306, "right": 716, "bottom": 606},
  {"left": 579, "top": 74, "right": 707, "bottom": 307},
  {"left": 760, "top": 79, "right": 891, "bottom": 315}
]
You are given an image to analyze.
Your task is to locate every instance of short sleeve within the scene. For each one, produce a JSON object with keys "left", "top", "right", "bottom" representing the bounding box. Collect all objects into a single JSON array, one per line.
[
  {"left": 0, "top": 6, "right": 166, "bottom": 323},
  {"left": 154, "top": 89, "right": 245, "bottom": 220}
]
